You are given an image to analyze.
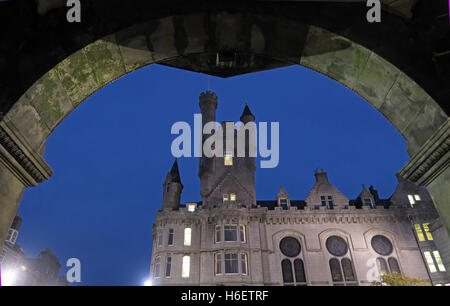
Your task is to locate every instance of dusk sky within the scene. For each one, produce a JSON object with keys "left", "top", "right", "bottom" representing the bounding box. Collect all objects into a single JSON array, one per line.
[{"left": 15, "top": 64, "right": 409, "bottom": 286}]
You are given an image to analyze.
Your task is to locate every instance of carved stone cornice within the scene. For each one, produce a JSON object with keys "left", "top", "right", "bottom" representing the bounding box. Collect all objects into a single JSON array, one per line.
[
  {"left": 0, "top": 121, "right": 52, "bottom": 186},
  {"left": 399, "top": 118, "right": 450, "bottom": 186}
]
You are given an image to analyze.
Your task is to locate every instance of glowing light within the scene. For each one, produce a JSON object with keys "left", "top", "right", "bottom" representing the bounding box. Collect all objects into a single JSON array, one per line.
[
  {"left": 1, "top": 270, "right": 17, "bottom": 286},
  {"left": 144, "top": 280, "right": 152, "bottom": 286}
]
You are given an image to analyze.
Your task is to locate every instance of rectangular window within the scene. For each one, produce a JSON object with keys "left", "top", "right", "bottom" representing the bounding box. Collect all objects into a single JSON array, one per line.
[
  {"left": 225, "top": 253, "right": 239, "bottom": 273},
  {"left": 423, "top": 223, "right": 433, "bottom": 241},
  {"left": 415, "top": 224, "right": 425, "bottom": 242},
  {"left": 187, "top": 203, "right": 196, "bottom": 212},
  {"left": 321, "top": 196, "right": 326, "bottom": 206},
  {"left": 364, "top": 198, "right": 373, "bottom": 208},
  {"left": 182, "top": 256, "right": 190, "bottom": 278},
  {"left": 414, "top": 194, "right": 421, "bottom": 201},
  {"left": 184, "top": 228, "right": 192, "bottom": 246},
  {"left": 224, "top": 225, "right": 238, "bottom": 241},
  {"left": 224, "top": 152, "right": 233, "bottom": 166},
  {"left": 165, "top": 256, "right": 172, "bottom": 277},
  {"left": 230, "top": 193, "right": 236, "bottom": 201},
  {"left": 239, "top": 225, "right": 246, "bottom": 243},
  {"left": 328, "top": 196, "right": 334, "bottom": 209},
  {"left": 215, "top": 253, "right": 222, "bottom": 275},
  {"left": 215, "top": 225, "right": 222, "bottom": 243},
  {"left": 157, "top": 232, "right": 163, "bottom": 247},
  {"left": 433, "top": 251, "right": 446, "bottom": 272},
  {"left": 408, "top": 195, "right": 415, "bottom": 206},
  {"left": 223, "top": 194, "right": 229, "bottom": 202},
  {"left": 424, "top": 251, "right": 437, "bottom": 273},
  {"left": 241, "top": 253, "right": 248, "bottom": 275},
  {"left": 154, "top": 257, "right": 160, "bottom": 278},
  {"left": 168, "top": 228, "right": 174, "bottom": 246}
]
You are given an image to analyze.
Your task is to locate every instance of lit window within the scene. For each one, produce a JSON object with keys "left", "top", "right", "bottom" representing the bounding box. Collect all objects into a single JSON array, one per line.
[
  {"left": 184, "top": 228, "right": 192, "bottom": 246},
  {"left": 224, "top": 152, "right": 233, "bottom": 166},
  {"left": 223, "top": 194, "right": 229, "bottom": 202},
  {"left": 423, "top": 223, "right": 433, "bottom": 241},
  {"left": 215, "top": 225, "right": 222, "bottom": 243},
  {"left": 168, "top": 228, "right": 174, "bottom": 246},
  {"left": 239, "top": 225, "right": 246, "bottom": 243},
  {"left": 414, "top": 194, "right": 421, "bottom": 201},
  {"left": 433, "top": 251, "right": 446, "bottom": 272},
  {"left": 424, "top": 251, "right": 437, "bottom": 273},
  {"left": 182, "top": 256, "right": 190, "bottom": 278},
  {"left": 408, "top": 195, "right": 415, "bottom": 206},
  {"left": 215, "top": 253, "right": 222, "bottom": 275},
  {"left": 225, "top": 253, "right": 239, "bottom": 273},
  {"left": 415, "top": 224, "right": 425, "bottom": 242},
  {"left": 165, "top": 256, "right": 172, "bottom": 277},
  {"left": 230, "top": 193, "right": 236, "bottom": 201},
  {"left": 153, "top": 256, "right": 160, "bottom": 278},
  {"left": 187, "top": 203, "right": 196, "bottom": 212},
  {"left": 241, "top": 254, "right": 248, "bottom": 275},
  {"left": 157, "top": 232, "right": 163, "bottom": 247},
  {"left": 224, "top": 225, "right": 238, "bottom": 241}
]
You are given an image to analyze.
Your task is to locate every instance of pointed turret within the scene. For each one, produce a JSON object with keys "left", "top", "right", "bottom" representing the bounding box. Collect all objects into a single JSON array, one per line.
[
  {"left": 162, "top": 160, "right": 183, "bottom": 210},
  {"left": 240, "top": 104, "right": 255, "bottom": 123}
]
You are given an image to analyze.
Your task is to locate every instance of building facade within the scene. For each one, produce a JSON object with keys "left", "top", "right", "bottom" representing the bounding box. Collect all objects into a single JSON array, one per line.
[
  {"left": 0, "top": 215, "right": 68, "bottom": 286},
  {"left": 150, "top": 91, "right": 449, "bottom": 286}
]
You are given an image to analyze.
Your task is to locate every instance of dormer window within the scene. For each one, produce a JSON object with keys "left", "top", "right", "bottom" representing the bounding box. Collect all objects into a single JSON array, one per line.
[
  {"left": 363, "top": 198, "right": 374, "bottom": 208},
  {"left": 408, "top": 194, "right": 421, "bottom": 206},
  {"left": 224, "top": 152, "right": 233, "bottom": 166},
  {"left": 327, "top": 196, "right": 334, "bottom": 209},
  {"left": 279, "top": 198, "right": 288, "bottom": 210},
  {"left": 187, "top": 203, "right": 196, "bottom": 212},
  {"left": 320, "top": 196, "right": 326, "bottom": 206},
  {"left": 230, "top": 193, "right": 236, "bottom": 202}
]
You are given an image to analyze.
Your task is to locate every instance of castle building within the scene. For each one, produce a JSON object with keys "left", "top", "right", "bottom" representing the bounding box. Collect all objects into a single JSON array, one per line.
[
  {"left": 150, "top": 91, "right": 449, "bottom": 286},
  {"left": 0, "top": 215, "right": 68, "bottom": 286}
]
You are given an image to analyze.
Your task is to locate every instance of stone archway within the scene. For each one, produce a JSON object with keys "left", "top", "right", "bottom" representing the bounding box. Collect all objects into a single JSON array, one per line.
[{"left": 0, "top": 1, "right": 448, "bottom": 254}]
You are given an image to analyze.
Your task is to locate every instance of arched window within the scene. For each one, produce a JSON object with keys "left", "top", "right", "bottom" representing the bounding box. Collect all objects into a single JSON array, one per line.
[
  {"left": 294, "top": 259, "right": 306, "bottom": 283},
  {"left": 281, "top": 259, "right": 294, "bottom": 283},
  {"left": 329, "top": 258, "right": 343, "bottom": 282},
  {"left": 388, "top": 257, "right": 400, "bottom": 274},
  {"left": 341, "top": 258, "right": 355, "bottom": 282},
  {"left": 377, "top": 257, "right": 389, "bottom": 274}
]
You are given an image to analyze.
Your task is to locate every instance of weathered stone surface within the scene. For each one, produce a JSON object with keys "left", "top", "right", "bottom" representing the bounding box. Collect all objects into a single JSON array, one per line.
[
  {"left": 354, "top": 52, "right": 401, "bottom": 109},
  {"left": 403, "top": 98, "right": 449, "bottom": 155},
  {"left": 5, "top": 102, "right": 50, "bottom": 152},
  {"left": 301, "top": 26, "right": 371, "bottom": 91},
  {"left": 380, "top": 73, "right": 430, "bottom": 134},
  {"left": 84, "top": 36, "right": 126, "bottom": 87},
  {"left": 148, "top": 17, "right": 179, "bottom": 62},
  {"left": 55, "top": 50, "right": 99, "bottom": 107},
  {"left": 118, "top": 35, "right": 154, "bottom": 73}
]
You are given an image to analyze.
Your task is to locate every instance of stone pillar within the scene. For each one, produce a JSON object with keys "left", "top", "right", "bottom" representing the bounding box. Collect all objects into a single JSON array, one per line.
[
  {"left": 399, "top": 118, "right": 450, "bottom": 272},
  {"left": 0, "top": 120, "right": 53, "bottom": 247}
]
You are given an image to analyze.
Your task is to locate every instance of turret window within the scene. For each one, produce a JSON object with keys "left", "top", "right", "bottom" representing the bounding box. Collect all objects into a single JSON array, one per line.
[
  {"left": 230, "top": 193, "right": 236, "bottom": 202},
  {"left": 168, "top": 229, "right": 174, "bottom": 246},
  {"left": 224, "top": 152, "right": 233, "bottom": 166},
  {"left": 414, "top": 223, "right": 433, "bottom": 241},
  {"left": 223, "top": 194, "right": 229, "bottom": 202},
  {"left": 433, "top": 251, "right": 446, "bottom": 272},
  {"left": 184, "top": 228, "right": 192, "bottom": 246},
  {"left": 423, "top": 223, "right": 433, "bottom": 240}
]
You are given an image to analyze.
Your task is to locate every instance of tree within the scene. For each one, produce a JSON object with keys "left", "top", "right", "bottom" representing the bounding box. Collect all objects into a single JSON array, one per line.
[{"left": 371, "top": 273, "right": 430, "bottom": 286}]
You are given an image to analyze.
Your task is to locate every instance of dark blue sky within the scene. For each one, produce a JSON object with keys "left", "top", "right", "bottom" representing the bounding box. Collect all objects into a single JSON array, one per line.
[{"left": 16, "top": 64, "right": 409, "bottom": 285}]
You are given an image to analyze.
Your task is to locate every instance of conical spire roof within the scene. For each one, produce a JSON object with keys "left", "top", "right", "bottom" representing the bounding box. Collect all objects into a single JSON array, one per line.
[
  {"left": 240, "top": 104, "right": 255, "bottom": 121},
  {"left": 169, "top": 159, "right": 182, "bottom": 184}
]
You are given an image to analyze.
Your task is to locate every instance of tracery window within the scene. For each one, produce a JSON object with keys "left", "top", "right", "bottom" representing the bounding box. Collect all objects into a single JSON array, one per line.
[
  {"left": 280, "top": 236, "right": 307, "bottom": 286},
  {"left": 326, "top": 236, "right": 356, "bottom": 286}
]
